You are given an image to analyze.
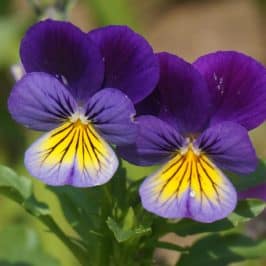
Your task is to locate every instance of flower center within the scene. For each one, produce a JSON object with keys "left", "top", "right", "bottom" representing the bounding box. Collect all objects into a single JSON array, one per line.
[
  {"left": 180, "top": 138, "right": 201, "bottom": 157},
  {"left": 153, "top": 139, "right": 223, "bottom": 204},
  {"left": 69, "top": 109, "right": 89, "bottom": 125}
]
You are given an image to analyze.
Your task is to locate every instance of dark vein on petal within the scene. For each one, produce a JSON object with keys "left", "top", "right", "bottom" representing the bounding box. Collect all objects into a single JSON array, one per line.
[
  {"left": 50, "top": 123, "right": 74, "bottom": 138},
  {"left": 198, "top": 159, "right": 221, "bottom": 203},
  {"left": 162, "top": 156, "right": 184, "bottom": 175},
  {"left": 195, "top": 160, "right": 203, "bottom": 209}
]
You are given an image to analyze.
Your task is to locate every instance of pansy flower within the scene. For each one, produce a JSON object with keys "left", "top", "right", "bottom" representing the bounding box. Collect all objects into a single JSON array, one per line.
[
  {"left": 120, "top": 51, "right": 266, "bottom": 222},
  {"left": 8, "top": 19, "right": 159, "bottom": 187}
]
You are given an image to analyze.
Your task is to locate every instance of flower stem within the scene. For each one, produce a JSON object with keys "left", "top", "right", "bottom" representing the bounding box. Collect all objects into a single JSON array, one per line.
[
  {"left": 37, "top": 215, "right": 91, "bottom": 266},
  {"left": 103, "top": 184, "right": 113, "bottom": 205}
]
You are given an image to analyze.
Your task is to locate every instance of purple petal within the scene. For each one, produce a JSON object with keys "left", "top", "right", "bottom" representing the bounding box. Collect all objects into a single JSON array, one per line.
[
  {"left": 25, "top": 122, "right": 118, "bottom": 187},
  {"left": 20, "top": 19, "right": 104, "bottom": 101},
  {"left": 238, "top": 184, "right": 266, "bottom": 201},
  {"left": 88, "top": 25, "right": 159, "bottom": 103},
  {"left": 193, "top": 51, "right": 266, "bottom": 130},
  {"left": 118, "top": 115, "right": 185, "bottom": 166},
  {"left": 195, "top": 122, "right": 257, "bottom": 174},
  {"left": 155, "top": 52, "right": 211, "bottom": 135},
  {"left": 8, "top": 72, "right": 77, "bottom": 131},
  {"left": 85, "top": 88, "right": 137, "bottom": 146},
  {"left": 139, "top": 152, "right": 237, "bottom": 223},
  {"left": 135, "top": 86, "right": 161, "bottom": 116}
]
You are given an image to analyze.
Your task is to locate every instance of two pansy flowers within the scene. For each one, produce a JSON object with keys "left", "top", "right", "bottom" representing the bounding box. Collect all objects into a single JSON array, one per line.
[{"left": 8, "top": 19, "right": 266, "bottom": 223}]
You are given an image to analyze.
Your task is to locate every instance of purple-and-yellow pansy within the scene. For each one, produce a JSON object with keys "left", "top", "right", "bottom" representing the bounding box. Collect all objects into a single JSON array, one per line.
[
  {"left": 120, "top": 51, "right": 266, "bottom": 223},
  {"left": 8, "top": 19, "right": 159, "bottom": 187}
]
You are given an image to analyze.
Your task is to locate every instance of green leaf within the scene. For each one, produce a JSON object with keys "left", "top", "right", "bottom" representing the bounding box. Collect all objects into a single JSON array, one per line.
[
  {"left": 106, "top": 217, "right": 135, "bottom": 243},
  {"left": 48, "top": 185, "right": 103, "bottom": 241},
  {"left": 228, "top": 199, "right": 266, "bottom": 226},
  {"left": 48, "top": 164, "right": 129, "bottom": 244},
  {"left": 0, "top": 166, "right": 31, "bottom": 198},
  {"left": 106, "top": 209, "right": 152, "bottom": 243},
  {"left": 0, "top": 165, "right": 50, "bottom": 216},
  {"left": 178, "top": 233, "right": 266, "bottom": 266},
  {"left": 123, "top": 207, "right": 136, "bottom": 231},
  {"left": 155, "top": 199, "right": 266, "bottom": 236},
  {"left": 106, "top": 216, "right": 151, "bottom": 243},
  {"left": 230, "top": 160, "right": 266, "bottom": 191},
  {"left": 0, "top": 225, "right": 60, "bottom": 266},
  {"left": 0, "top": 165, "right": 90, "bottom": 266}
]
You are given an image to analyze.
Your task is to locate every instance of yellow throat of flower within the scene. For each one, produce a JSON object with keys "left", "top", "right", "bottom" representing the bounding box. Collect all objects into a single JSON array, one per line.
[{"left": 154, "top": 141, "right": 223, "bottom": 202}]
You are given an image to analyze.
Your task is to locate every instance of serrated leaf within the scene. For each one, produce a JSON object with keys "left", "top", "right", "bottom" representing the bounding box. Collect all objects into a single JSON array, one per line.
[
  {"left": 106, "top": 216, "right": 151, "bottom": 243},
  {"left": 23, "top": 196, "right": 50, "bottom": 216},
  {"left": 178, "top": 233, "right": 266, "bottom": 266},
  {"left": 0, "top": 165, "right": 32, "bottom": 199},
  {"left": 0, "top": 165, "right": 89, "bottom": 265},
  {"left": 123, "top": 207, "right": 136, "bottom": 230},
  {"left": 0, "top": 165, "right": 50, "bottom": 216},
  {"left": 0, "top": 225, "right": 60, "bottom": 266},
  {"left": 47, "top": 164, "right": 129, "bottom": 245},
  {"left": 156, "top": 199, "right": 266, "bottom": 236},
  {"left": 107, "top": 217, "right": 135, "bottom": 242},
  {"left": 228, "top": 199, "right": 266, "bottom": 226}
]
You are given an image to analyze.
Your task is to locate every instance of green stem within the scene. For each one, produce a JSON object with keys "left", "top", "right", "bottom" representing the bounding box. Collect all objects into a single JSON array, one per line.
[
  {"left": 0, "top": 188, "right": 90, "bottom": 265},
  {"left": 155, "top": 241, "right": 189, "bottom": 254},
  {"left": 98, "top": 237, "right": 111, "bottom": 266},
  {"left": 96, "top": 185, "right": 113, "bottom": 266},
  {"left": 38, "top": 215, "right": 91, "bottom": 266},
  {"left": 103, "top": 185, "right": 113, "bottom": 205}
]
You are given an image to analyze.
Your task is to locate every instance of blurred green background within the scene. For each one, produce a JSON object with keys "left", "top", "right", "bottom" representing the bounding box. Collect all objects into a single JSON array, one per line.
[{"left": 1, "top": 0, "right": 266, "bottom": 265}]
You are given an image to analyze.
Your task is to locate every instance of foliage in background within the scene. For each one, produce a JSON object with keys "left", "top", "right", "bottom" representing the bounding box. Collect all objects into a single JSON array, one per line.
[
  {"left": 0, "top": 1, "right": 266, "bottom": 266},
  {"left": 0, "top": 159, "right": 266, "bottom": 265},
  {"left": 85, "top": 0, "right": 138, "bottom": 29}
]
